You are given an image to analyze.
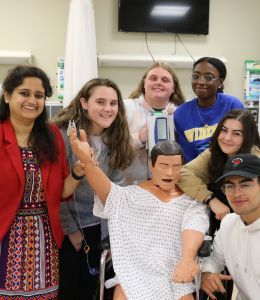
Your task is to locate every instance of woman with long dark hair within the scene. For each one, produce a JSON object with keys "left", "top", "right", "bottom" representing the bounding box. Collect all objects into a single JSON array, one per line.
[
  {"left": 178, "top": 109, "right": 260, "bottom": 227},
  {"left": 0, "top": 65, "right": 82, "bottom": 299}
]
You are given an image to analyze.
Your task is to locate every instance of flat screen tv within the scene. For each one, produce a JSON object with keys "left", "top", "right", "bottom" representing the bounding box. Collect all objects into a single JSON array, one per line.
[{"left": 118, "top": 0, "right": 210, "bottom": 35}]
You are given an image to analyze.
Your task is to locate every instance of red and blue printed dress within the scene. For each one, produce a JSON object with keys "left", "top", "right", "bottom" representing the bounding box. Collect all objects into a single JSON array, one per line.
[{"left": 0, "top": 147, "right": 59, "bottom": 299}]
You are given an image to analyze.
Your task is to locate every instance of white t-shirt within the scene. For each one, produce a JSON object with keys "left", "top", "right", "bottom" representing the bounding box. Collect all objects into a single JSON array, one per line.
[
  {"left": 94, "top": 183, "right": 209, "bottom": 300},
  {"left": 202, "top": 213, "right": 260, "bottom": 300}
]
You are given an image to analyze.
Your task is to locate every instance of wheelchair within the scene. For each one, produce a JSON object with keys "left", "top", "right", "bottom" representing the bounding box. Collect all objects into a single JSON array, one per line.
[
  {"left": 94, "top": 236, "right": 114, "bottom": 300},
  {"left": 97, "top": 235, "right": 226, "bottom": 300}
]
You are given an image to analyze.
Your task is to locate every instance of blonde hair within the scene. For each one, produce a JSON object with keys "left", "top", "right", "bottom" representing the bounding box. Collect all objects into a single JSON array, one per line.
[{"left": 129, "top": 61, "right": 185, "bottom": 106}]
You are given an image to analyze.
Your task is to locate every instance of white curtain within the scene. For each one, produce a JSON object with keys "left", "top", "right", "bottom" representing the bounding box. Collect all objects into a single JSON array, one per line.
[{"left": 63, "top": 0, "right": 98, "bottom": 107}]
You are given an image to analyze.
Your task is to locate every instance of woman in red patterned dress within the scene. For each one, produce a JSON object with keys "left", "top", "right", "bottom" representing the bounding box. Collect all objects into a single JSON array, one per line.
[{"left": 0, "top": 66, "right": 83, "bottom": 299}]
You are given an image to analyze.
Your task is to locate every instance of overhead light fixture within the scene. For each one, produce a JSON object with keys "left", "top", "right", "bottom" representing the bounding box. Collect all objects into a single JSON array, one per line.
[
  {"left": 97, "top": 54, "right": 227, "bottom": 69},
  {"left": 151, "top": 5, "right": 190, "bottom": 17},
  {"left": 98, "top": 54, "right": 193, "bottom": 68}
]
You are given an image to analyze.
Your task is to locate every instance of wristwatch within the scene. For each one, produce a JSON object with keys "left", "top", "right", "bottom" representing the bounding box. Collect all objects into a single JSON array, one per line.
[{"left": 71, "top": 168, "right": 84, "bottom": 180}]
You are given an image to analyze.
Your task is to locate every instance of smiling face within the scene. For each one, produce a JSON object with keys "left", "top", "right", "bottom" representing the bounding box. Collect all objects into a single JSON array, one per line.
[
  {"left": 192, "top": 61, "right": 223, "bottom": 107},
  {"left": 223, "top": 175, "right": 260, "bottom": 224},
  {"left": 217, "top": 119, "right": 244, "bottom": 157},
  {"left": 143, "top": 67, "right": 174, "bottom": 109},
  {"left": 80, "top": 86, "right": 119, "bottom": 135},
  {"left": 4, "top": 77, "right": 45, "bottom": 125},
  {"left": 149, "top": 154, "right": 182, "bottom": 191}
]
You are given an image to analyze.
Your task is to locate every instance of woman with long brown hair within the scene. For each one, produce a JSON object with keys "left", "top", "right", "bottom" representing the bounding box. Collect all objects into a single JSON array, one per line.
[{"left": 54, "top": 78, "right": 133, "bottom": 299}]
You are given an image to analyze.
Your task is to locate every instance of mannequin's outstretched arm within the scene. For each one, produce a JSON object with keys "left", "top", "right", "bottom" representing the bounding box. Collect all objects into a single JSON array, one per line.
[
  {"left": 172, "top": 229, "right": 204, "bottom": 282},
  {"left": 70, "top": 128, "right": 111, "bottom": 203}
]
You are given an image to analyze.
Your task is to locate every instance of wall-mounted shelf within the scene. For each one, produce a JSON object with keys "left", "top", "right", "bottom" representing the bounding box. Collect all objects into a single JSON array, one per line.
[
  {"left": 0, "top": 50, "right": 32, "bottom": 65},
  {"left": 97, "top": 53, "right": 227, "bottom": 69}
]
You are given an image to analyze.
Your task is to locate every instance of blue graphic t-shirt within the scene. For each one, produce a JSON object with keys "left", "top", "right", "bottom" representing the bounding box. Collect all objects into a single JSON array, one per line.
[{"left": 174, "top": 93, "right": 244, "bottom": 162}]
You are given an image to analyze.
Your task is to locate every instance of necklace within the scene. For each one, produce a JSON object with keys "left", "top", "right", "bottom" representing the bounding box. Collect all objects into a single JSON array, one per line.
[{"left": 196, "top": 102, "right": 210, "bottom": 128}]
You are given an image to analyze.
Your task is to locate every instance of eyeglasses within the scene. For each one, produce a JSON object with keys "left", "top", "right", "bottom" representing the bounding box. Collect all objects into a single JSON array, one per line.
[
  {"left": 221, "top": 182, "right": 256, "bottom": 195},
  {"left": 191, "top": 73, "right": 220, "bottom": 83}
]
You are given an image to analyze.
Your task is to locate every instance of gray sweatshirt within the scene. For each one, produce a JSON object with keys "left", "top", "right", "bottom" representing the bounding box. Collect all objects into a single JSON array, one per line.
[{"left": 59, "top": 128, "right": 123, "bottom": 238}]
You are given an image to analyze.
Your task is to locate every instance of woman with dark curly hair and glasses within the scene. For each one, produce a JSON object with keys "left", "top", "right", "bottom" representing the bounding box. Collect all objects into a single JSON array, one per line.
[{"left": 174, "top": 57, "right": 244, "bottom": 163}]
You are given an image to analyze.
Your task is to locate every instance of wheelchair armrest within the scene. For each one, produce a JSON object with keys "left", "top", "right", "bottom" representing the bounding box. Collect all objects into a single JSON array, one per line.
[
  {"left": 99, "top": 235, "right": 110, "bottom": 251},
  {"left": 198, "top": 235, "right": 212, "bottom": 258}
]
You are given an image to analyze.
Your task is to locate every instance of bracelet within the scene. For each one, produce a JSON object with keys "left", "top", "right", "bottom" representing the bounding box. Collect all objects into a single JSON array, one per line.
[
  {"left": 71, "top": 168, "right": 84, "bottom": 180},
  {"left": 205, "top": 194, "right": 215, "bottom": 206}
]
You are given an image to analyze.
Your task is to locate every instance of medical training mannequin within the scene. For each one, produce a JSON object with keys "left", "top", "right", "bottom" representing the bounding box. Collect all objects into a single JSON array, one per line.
[{"left": 70, "top": 133, "right": 209, "bottom": 300}]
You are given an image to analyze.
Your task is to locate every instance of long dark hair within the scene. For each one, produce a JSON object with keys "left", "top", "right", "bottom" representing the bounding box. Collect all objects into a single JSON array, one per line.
[
  {"left": 54, "top": 78, "right": 133, "bottom": 170},
  {"left": 0, "top": 65, "right": 57, "bottom": 162},
  {"left": 193, "top": 57, "right": 227, "bottom": 93},
  {"left": 208, "top": 109, "right": 260, "bottom": 183},
  {"left": 129, "top": 61, "right": 185, "bottom": 106}
]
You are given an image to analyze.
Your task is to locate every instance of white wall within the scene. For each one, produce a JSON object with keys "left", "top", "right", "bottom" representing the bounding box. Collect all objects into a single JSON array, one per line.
[
  {"left": 0, "top": 0, "right": 260, "bottom": 101},
  {"left": 94, "top": 0, "right": 260, "bottom": 100},
  {"left": 0, "top": 0, "right": 70, "bottom": 99}
]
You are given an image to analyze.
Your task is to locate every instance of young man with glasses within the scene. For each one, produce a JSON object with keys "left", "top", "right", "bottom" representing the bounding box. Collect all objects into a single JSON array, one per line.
[
  {"left": 201, "top": 154, "right": 260, "bottom": 299},
  {"left": 174, "top": 57, "right": 244, "bottom": 163}
]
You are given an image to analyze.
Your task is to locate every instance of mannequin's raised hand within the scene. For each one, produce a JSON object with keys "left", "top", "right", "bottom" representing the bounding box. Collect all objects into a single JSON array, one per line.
[{"left": 70, "top": 128, "right": 93, "bottom": 164}]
